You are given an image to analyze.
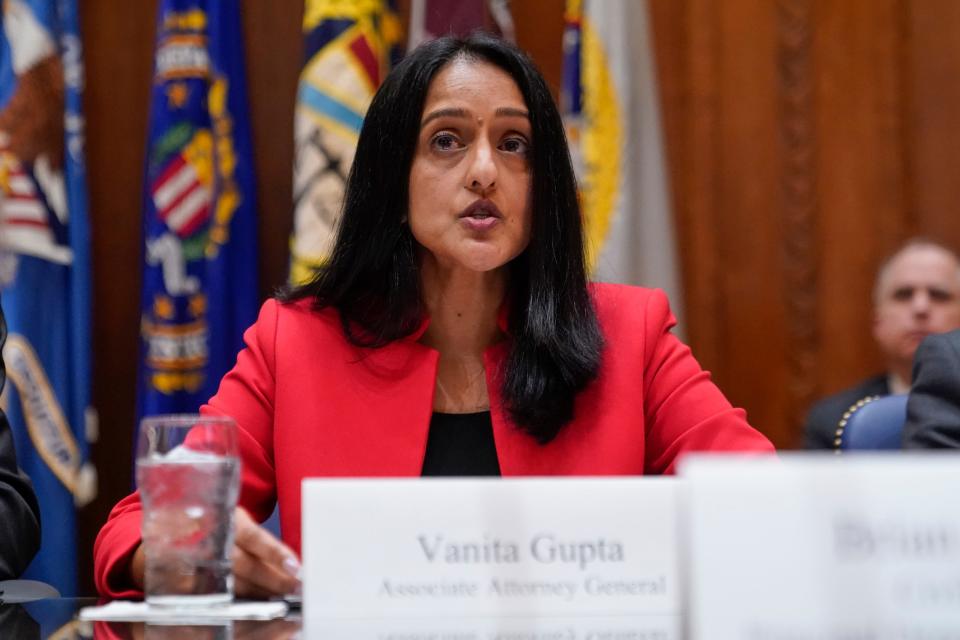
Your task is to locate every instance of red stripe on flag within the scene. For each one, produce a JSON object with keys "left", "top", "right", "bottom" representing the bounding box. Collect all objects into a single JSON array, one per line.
[
  {"left": 2, "top": 218, "right": 49, "bottom": 229},
  {"left": 160, "top": 180, "right": 210, "bottom": 237},
  {"left": 151, "top": 154, "right": 189, "bottom": 195},
  {"left": 176, "top": 205, "right": 210, "bottom": 237},
  {"left": 348, "top": 34, "right": 380, "bottom": 88},
  {"left": 156, "top": 178, "right": 200, "bottom": 222}
]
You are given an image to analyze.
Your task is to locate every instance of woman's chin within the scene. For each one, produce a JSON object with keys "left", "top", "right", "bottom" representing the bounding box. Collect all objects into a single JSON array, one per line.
[
  {"left": 420, "top": 239, "right": 525, "bottom": 275},
  {"left": 440, "top": 246, "right": 513, "bottom": 274},
  {"left": 460, "top": 254, "right": 514, "bottom": 274}
]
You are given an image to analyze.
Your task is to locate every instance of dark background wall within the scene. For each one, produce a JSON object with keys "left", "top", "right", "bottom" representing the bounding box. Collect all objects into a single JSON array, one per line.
[{"left": 78, "top": 0, "right": 959, "bottom": 593}]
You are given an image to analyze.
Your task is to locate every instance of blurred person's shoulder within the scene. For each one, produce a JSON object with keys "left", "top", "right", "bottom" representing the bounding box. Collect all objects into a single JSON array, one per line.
[
  {"left": 903, "top": 329, "right": 960, "bottom": 449},
  {"left": 918, "top": 328, "right": 960, "bottom": 356}
]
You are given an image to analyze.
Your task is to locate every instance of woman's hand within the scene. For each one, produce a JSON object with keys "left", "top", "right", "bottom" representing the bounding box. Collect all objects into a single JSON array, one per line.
[
  {"left": 231, "top": 507, "right": 301, "bottom": 598},
  {"left": 130, "top": 506, "right": 301, "bottom": 599}
]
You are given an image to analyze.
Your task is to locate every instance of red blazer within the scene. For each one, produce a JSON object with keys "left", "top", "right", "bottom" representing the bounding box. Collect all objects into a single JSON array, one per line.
[{"left": 94, "top": 283, "right": 774, "bottom": 598}]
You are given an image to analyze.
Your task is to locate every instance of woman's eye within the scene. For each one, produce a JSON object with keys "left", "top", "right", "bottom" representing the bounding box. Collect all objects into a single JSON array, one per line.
[
  {"left": 500, "top": 137, "right": 529, "bottom": 154},
  {"left": 431, "top": 133, "right": 460, "bottom": 151}
]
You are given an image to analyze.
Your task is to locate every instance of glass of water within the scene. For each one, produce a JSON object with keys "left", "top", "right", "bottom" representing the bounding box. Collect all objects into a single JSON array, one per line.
[{"left": 136, "top": 414, "right": 241, "bottom": 607}]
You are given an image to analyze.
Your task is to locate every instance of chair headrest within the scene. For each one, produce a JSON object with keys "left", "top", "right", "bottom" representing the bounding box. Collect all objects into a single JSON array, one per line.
[
  {"left": 834, "top": 393, "right": 908, "bottom": 452},
  {"left": 0, "top": 579, "right": 60, "bottom": 604}
]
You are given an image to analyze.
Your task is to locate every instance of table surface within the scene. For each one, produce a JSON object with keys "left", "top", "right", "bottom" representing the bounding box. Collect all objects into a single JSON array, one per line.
[{"left": 1, "top": 598, "right": 682, "bottom": 639}]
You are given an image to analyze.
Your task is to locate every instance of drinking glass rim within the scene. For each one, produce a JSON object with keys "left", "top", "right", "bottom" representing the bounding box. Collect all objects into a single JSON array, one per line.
[{"left": 139, "top": 414, "right": 236, "bottom": 429}]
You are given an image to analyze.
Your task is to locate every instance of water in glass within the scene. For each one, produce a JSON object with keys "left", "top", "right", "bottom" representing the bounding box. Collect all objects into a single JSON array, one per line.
[{"left": 137, "top": 415, "right": 239, "bottom": 607}]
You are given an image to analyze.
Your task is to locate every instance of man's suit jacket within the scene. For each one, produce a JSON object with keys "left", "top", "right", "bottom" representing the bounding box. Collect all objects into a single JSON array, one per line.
[
  {"left": 903, "top": 330, "right": 960, "bottom": 449},
  {"left": 0, "top": 300, "right": 42, "bottom": 579},
  {"left": 803, "top": 374, "right": 890, "bottom": 449}
]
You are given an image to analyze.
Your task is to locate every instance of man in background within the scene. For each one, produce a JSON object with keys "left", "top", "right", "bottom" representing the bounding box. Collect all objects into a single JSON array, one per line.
[
  {"left": 902, "top": 329, "right": 960, "bottom": 449},
  {"left": 804, "top": 239, "right": 960, "bottom": 449},
  {"left": 0, "top": 299, "right": 41, "bottom": 579}
]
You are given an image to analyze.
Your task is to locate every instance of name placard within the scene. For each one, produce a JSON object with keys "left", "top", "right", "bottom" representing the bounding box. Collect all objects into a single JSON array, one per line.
[
  {"left": 682, "top": 454, "right": 960, "bottom": 639},
  {"left": 309, "top": 614, "right": 681, "bottom": 640},
  {"left": 301, "top": 477, "right": 680, "bottom": 620}
]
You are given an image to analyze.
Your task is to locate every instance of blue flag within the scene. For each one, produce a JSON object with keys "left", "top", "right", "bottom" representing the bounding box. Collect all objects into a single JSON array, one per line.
[
  {"left": 138, "top": 1, "right": 258, "bottom": 422},
  {"left": 0, "top": 0, "right": 94, "bottom": 596}
]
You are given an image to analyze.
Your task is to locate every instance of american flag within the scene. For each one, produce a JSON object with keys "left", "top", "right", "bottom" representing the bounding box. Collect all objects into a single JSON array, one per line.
[
  {"left": 0, "top": 151, "right": 71, "bottom": 264},
  {"left": 150, "top": 152, "right": 210, "bottom": 238}
]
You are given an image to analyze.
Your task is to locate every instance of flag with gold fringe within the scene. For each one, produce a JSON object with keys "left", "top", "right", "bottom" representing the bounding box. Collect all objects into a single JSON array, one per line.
[
  {"left": 561, "top": 0, "right": 684, "bottom": 327},
  {"left": 138, "top": 1, "right": 258, "bottom": 421},
  {"left": 0, "top": 0, "right": 94, "bottom": 595}
]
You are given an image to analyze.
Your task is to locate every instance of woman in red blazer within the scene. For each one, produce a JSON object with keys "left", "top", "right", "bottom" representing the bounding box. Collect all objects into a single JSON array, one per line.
[{"left": 95, "top": 34, "right": 774, "bottom": 600}]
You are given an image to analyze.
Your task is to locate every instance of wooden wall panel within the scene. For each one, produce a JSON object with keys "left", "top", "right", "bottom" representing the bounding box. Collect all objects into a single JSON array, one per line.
[
  {"left": 652, "top": 0, "right": 960, "bottom": 447},
  {"left": 777, "top": 0, "right": 820, "bottom": 439},
  {"left": 241, "top": 5, "right": 302, "bottom": 298},
  {"left": 512, "top": 0, "right": 566, "bottom": 95},
  {"left": 81, "top": 0, "right": 157, "bottom": 595},
  {"left": 906, "top": 0, "right": 960, "bottom": 248},
  {"left": 650, "top": 0, "right": 725, "bottom": 370},
  {"left": 653, "top": 0, "right": 795, "bottom": 443},
  {"left": 812, "top": 0, "right": 908, "bottom": 397},
  {"left": 715, "top": 1, "right": 792, "bottom": 442}
]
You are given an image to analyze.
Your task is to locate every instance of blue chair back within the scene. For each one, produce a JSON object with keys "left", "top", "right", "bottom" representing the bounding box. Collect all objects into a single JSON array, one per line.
[
  {"left": 0, "top": 579, "right": 60, "bottom": 603},
  {"left": 837, "top": 393, "right": 908, "bottom": 451}
]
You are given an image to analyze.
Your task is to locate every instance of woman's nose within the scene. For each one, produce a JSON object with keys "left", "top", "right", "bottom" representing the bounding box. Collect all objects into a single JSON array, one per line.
[{"left": 465, "top": 140, "right": 497, "bottom": 194}]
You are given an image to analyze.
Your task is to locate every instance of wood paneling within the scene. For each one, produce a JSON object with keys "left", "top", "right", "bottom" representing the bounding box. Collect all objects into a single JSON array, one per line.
[
  {"left": 242, "top": 4, "right": 302, "bottom": 298},
  {"left": 512, "top": 0, "right": 566, "bottom": 96},
  {"left": 812, "top": 0, "right": 908, "bottom": 396},
  {"left": 651, "top": 0, "right": 726, "bottom": 369},
  {"left": 652, "top": 0, "right": 960, "bottom": 447},
  {"left": 81, "top": 0, "right": 157, "bottom": 595},
  {"left": 906, "top": 0, "right": 960, "bottom": 247},
  {"left": 778, "top": 0, "right": 819, "bottom": 435},
  {"left": 716, "top": 0, "right": 790, "bottom": 441}
]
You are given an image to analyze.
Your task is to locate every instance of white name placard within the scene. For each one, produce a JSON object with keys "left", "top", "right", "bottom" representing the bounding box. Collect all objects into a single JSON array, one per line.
[
  {"left": 682, "top": 454, "right": 960, "bottom": 639},
  {"left": 301, "top": 477, "right": 680, "bottom": 621},
  {"left": 309, "top": 614, "right": 681, "bottom": 640}
]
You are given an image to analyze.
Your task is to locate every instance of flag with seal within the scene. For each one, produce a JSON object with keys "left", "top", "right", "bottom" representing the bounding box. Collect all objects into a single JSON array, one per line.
[
  {"left": 138, "top": 1, "right": 258, "bottom": 421},
  {"left": 0, "top": 0, "right": 95, "bottom": 595}
]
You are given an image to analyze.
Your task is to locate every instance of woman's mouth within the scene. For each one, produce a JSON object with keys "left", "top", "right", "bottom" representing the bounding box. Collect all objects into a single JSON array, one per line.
[{"left": 459, "top": 200, "right": 503, "bottom": 231}]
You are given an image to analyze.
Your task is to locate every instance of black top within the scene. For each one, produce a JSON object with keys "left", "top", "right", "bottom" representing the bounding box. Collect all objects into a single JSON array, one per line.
[{"left": 421, "top": 411, "right": 501, "bottom": 476}]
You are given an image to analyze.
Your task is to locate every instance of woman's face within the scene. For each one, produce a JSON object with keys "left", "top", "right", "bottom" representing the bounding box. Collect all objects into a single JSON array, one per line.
[{"left": 408, "top": 58, "right": 533, "bottom": 275}]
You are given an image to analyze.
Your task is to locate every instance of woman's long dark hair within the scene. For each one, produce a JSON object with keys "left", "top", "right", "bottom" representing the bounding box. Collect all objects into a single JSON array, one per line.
[{"left": 281, "top": 33, "right": 603, "bottom": 443}]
